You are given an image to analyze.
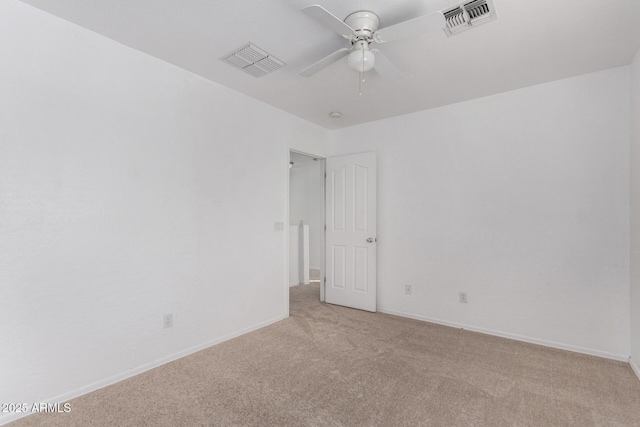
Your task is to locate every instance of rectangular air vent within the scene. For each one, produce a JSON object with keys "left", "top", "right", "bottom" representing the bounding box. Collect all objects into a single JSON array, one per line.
[
  {"left": 442, "top": 0, "right": 497, "bottom": 37},
  {"left": 444, "top": 6, "right": 469, "bottom": 35},
  {"left": 221, "top": 43, "right": 285, "bottom": 78}
]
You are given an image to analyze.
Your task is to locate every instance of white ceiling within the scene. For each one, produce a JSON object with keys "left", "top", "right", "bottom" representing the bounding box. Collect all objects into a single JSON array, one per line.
[{"left": 18, "top": 0, "right": 640, "bottom": 130}]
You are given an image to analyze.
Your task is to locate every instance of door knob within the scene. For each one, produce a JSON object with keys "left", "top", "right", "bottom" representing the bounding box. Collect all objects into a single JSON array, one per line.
[{"left": 367, "top": 237, "right": 376, "bottom": 243}]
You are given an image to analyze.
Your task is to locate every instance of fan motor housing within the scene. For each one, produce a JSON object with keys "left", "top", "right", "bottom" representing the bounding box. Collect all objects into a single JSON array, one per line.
[{"left": 344, "top": 11, "right": 380, "bottom": 40}]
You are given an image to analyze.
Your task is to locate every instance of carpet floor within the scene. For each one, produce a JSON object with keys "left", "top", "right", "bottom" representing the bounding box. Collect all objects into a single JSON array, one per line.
[{"left": 11, "top": 283, "right": 640, "bottom": 426}]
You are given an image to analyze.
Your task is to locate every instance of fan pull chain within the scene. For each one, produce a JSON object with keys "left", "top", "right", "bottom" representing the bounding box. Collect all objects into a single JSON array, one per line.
[
  {"left": 362, "top": 48, "right": 366, "bottom": 83},
  {"left": 358, "top": 48, "right": 365, "bottom": 96}
]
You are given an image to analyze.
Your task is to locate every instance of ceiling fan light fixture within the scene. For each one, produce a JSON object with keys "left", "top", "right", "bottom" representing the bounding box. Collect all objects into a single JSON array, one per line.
[
  {"left": 300, "top": 5, "right": 449, "bottom": 79},
  {"left": 347, "top": 44, "right": 375, "bottom": 73}
]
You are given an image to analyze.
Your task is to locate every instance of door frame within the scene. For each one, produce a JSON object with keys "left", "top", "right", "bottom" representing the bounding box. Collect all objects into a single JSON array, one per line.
[{"left": 286, "top": 149, "right": 326, "bottom": 315}]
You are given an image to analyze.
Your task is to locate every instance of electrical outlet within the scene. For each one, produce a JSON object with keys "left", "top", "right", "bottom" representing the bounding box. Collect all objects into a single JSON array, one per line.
[
  {"left": 405, "top": 285, "right": 412, "bottom": 295},
  {"left": 274, "top": 221, "right": 284, "bottom": 231},
  {"left": 459, "top": 292, "right": 468, "bottom": 303},
  {"left": 163, "top": 313, "right": 173, "bottom": 329}
]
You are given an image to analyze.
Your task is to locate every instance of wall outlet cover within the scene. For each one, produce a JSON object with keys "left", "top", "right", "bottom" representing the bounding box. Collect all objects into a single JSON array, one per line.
[
  {"left": 459, "top": 292, "right": 468, "bottom": 303},
  {"left": 163, "top": 313, "right": 173, "bottom": 329}
]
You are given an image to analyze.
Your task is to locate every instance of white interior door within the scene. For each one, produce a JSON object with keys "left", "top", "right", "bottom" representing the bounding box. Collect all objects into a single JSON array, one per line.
[{"left": 325, "top": 152, "right": 377, "bottom": 312}]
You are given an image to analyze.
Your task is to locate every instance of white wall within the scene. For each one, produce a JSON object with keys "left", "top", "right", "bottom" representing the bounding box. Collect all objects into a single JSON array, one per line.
[
  {"left": 289, "top": 153, "right": 324, "bottom": 270},
  {"left": 289, "top": 225, "right": 310, "bottom": 285},
  {"left": 631, "top": 48, "right": 640, "bottom": 376},
  {"left": 0, "top": 1, "right": 327, "bottom": 423},
  {"left": 330, "top": 67, "right": 631, "bottom": 360}
]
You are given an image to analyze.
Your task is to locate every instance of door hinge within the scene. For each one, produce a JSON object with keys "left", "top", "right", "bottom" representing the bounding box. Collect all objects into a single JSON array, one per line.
[{"left": 324, "top": 277, "right": 326, "bottom": 284}]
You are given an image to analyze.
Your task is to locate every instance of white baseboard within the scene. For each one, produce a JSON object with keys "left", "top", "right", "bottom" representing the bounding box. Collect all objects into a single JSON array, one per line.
[
  {"left": 378, "top": 307, "right": 629, "bottom": 362},
  {"left": 0, "top": 315, "right": 286, "bottom": 427},
  {"left": 630, "top": 357, "right": 640, "bottom": 382}
]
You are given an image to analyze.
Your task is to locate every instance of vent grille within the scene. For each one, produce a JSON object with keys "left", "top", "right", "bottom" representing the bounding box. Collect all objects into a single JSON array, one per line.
[
  {"left": 221, "top": 43, "right": 285, "bottom": 78},
  {"left": 443, "top": 0, "right": 497, "bottom": 37},
  {"left": 444, "top": 6, "right": 469, "bottom": 35}
]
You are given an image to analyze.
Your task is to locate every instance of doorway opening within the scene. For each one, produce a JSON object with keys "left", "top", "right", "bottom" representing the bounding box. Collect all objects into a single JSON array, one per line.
[{"left": 288, "top": 151, "right": 325, "bottom": 305}]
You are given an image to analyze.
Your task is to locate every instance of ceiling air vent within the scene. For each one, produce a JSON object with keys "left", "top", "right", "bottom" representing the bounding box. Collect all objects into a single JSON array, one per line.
[
  {"left": 444, "top": 6, "right": 468, "bottom": 35},
  {"left": 221, "top": 43, "right": 285, "bottom": 78},
  {"left": 442, "top": 0, "right": 497, "bottom": 37}
]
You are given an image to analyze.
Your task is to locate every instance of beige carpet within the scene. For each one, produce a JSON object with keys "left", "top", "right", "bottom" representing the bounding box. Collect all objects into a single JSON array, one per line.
[{"left": 11, "top": 283, "right": 640, "bottom": 426}]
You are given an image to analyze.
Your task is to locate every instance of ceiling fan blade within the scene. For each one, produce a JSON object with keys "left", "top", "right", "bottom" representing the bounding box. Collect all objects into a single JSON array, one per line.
[
  {"left": 371, "top": 49, "right": 401, "bottom": 81},
  {"left": 302, "top": 5, "right": 355, "bottom": 38},
  {"left": 300, "top": 48, "right": 350, "bottom": 77},
  {"left": 373, "top": 11, "right": 445, "bottom": 43}
]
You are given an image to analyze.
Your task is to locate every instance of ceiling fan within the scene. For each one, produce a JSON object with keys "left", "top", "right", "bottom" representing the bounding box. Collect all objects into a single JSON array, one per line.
[{"left": 300, "top": 4, "right": 447, "bottom": 80}]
